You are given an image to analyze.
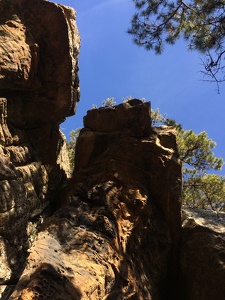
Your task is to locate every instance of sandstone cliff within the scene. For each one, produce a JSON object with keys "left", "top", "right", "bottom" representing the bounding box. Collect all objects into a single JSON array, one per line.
[
  {"left": 181, "top": 208, "right": 225, "bottom": 300},
  {"left": 9, "top": 100, "right": 183, "bottom": 300},
  {"left": 0, "top": 0, "right": 80, "bottom": 298},
  {"left": 1, "top": 1, "right": 225, "bottom": 300}
]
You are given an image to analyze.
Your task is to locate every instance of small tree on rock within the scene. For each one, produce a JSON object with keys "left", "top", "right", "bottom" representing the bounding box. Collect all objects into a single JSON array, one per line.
[{"left": 66, "top": 128, "right": 81, "bottom": 173}]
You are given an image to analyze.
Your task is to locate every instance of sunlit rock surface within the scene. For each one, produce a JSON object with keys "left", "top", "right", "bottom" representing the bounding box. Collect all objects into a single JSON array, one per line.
[
  {"left": 10, "top": 100, "right": 182, "bottom": 300},
  {"left": 1, "top": 1, "right": 224, "bottom": 299},
  {"left": 0, "top": 0, "right": 80, "bottom": 126},
  {"left": 0, "top": 0, "right": 80, "bottom": 298}
]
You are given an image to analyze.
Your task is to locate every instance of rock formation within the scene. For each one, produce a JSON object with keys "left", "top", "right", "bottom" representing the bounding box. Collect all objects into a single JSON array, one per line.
[
  {"left": 8, "top": 101, "right": 182, "bottom": 300},
  {"left": 181, "top": 208, "right": 225, "bottom": 300},
  {"left": 1, "top": 1, "right": 225, "bottom": 300},
  {"left": 0, "top": 0, "right": 80, "bottom": 298}
]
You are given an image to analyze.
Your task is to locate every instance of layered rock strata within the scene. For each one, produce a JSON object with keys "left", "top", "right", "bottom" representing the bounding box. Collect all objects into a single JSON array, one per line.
[
  {"left": 10, "top": 100, "right": 183, "bottom": 300},
  {"left": 0, "top": 0, "right": 80, "bottom": 298}
]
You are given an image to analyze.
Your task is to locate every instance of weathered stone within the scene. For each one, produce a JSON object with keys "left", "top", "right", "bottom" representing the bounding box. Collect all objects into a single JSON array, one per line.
[
  {"left": 181, "top": 208, "right": 225, "bottom": 300},
  {"left": 0, "top": 237, "right": 12, "bottom": 283},
  {"left": 0, "top": 0, "right": 80, "bottom": 127},
  {"left": 0, "top": 98, "right": 13, "bottom": 146},
  {"left": 1, "top": 0, "right": 224, "bottom": 299},
  {"left": 0, "top": 0, "right": 80, "bottom": 296},
  {"left": 84, "top": 99, "right": 151, "bottom": 137},
  {"left": 10, "top": 101, "right": 182, "bottom": 300}
]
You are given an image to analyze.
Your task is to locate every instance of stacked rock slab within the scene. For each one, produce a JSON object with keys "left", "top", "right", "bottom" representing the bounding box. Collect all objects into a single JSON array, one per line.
[
  {"left": 10, "top": 100, "right": 182, "bottom": 300},
  {"left": 0, "top": 0, "right": 80, "bottom": 298}
]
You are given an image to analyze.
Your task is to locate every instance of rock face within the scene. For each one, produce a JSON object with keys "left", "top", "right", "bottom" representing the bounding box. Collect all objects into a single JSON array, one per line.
[
  {"left": 1, "top": 1, "right": 224, "bottom": 299},
  {"left": 0, "top": 0, "right": 80, "bottom": 126},
  {"left": 0, "top": 0, "right": 80, "bottom": 298},
  {"left": 181, "top": 208, "right": 225, "bottom": 300},
  {"left": 9, "top": 100, "right": 182, "bottom": 300}
]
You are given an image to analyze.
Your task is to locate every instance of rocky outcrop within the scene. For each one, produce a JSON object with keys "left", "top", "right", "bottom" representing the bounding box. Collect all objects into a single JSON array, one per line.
[
  {"left": 9, "top": 100, "right": 182, "bottom": 300},
  {"left": 0, "top": 0, "right": 80, "bottom": 298},
  {"left": 0, "top": 0, "right": 80, "bottom": 126},
  {"left": 1, "top": 1, "right": 224, "bottom": 299},
  {"left": 181, "top": 208, "right": 225, "bottom": 300},
  {"left": 7, "top": 98, "right": 225, "bottom": 300}
]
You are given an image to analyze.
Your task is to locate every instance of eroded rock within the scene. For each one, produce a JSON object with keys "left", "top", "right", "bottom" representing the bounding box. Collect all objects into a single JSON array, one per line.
[
  {"left": 181, "top": 208, "right": 225, "bottom": 300},
  {"left": 1, "top": 1, "right": 223, "bottom": 299},
  {"left": 83, "top": 99, "right": 151, "bottom": 137},
  {"left": 0, "top": 0, "right": 80, "bottom": 127},
  {"left": 10, "top": 101, "right": 182, "bottom": 300},
  {"left": 0, "top": 0, "right": 80, "bottom": 297}
]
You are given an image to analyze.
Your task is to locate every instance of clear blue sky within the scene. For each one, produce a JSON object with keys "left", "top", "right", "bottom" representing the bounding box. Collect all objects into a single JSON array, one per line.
[{"left": 54, "top": 0, "right": 225, "bottom": 174}]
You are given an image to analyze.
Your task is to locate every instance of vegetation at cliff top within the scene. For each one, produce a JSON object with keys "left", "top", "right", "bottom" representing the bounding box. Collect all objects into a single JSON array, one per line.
[
  {"left": 128, "top": 0, "right": 225, "bottom": 91},
  {"left": 67, "top": 128, "right": 81, "bottom": 172},
  {"left": 67, "top": 98, "right": 225, "bottom": 212},
  {"left": 152, "top": 107, "right": 225, "bottom": 212}
]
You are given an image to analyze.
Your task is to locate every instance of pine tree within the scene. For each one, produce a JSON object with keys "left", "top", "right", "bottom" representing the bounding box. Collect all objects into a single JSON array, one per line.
[
  {"left": 151, "top": 108, "right": 225, "bottom": 211},
  {"left": 128, "top": 0, "right": 225, "bottom": 87}
]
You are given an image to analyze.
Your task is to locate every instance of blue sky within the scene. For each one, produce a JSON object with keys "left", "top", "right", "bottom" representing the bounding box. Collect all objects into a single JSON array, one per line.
[{"left": 54, "top": 0, "right": 225, "bottom": 174}]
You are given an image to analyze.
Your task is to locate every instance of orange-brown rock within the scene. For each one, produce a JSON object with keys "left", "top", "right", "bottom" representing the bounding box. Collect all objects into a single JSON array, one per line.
[
  {"left": 0, "top": 0, "right": 80, "bottom": 298},
  {"left": 10, "top": 101, "right": 182, "bottom": 300},
  {"left": 1, "top": 1, "right": 224, "bottom": 299},
  {"left": 0, "top": 0, "right": 80, "bottom": 127},
  {"left": 181, "top": 208, "right": 225, "bottom": 300},
  {"left": 83, "top": 99, "right": 151, "bottom": 137}
]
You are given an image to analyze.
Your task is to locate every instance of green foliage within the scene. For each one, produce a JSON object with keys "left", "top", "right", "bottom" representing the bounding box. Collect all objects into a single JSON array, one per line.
[
  {"left": 151, "top": 108, "right": 166, "bottom": 125},
  {"left": 128, "top": 0, "right": 225, "bottom": 87},
  {"left": 92, "top": 97, "right": 116, "bottom": 108},
  {"left": 183, "top": 174, "right": 225, "bottom": 211},
  {"left": 152, "top": 108, "right": 225, "bottom": 211},
  {"left": 177, "top": 129, "right": 223, "bottom": 173},
  {"left": 66, "top": 128, "right": 81, "bottom": 172},
  {"left": 102, "top": 97, "right": 117, "bottom": 107}
]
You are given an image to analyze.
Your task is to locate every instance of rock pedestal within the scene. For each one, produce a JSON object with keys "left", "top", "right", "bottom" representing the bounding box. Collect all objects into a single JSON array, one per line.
[{"left": 9, "top": 101, "right": 182, "bottom": 300}]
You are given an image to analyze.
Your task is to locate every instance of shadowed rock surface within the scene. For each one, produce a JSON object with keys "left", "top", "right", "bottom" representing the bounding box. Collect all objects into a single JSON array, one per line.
[
  {"left": 181, "top": 208, "right": 225, "bottom": 300},
  {"left": 9, "top": 101, "right": 182, "bottom": 300},
  {"left": 1, "top": 1, "right": 225, "bottom": 300},
  {"left": 0, "top": 0, "right": 80, "bottom": 298}
]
